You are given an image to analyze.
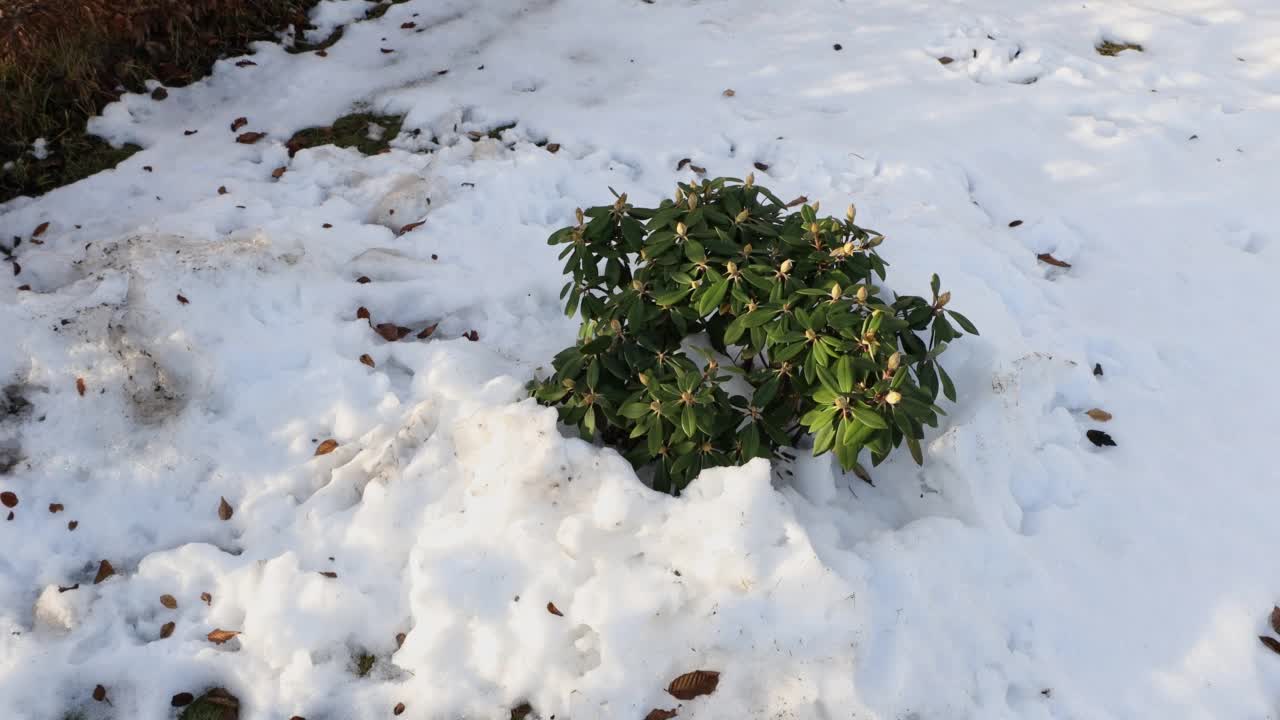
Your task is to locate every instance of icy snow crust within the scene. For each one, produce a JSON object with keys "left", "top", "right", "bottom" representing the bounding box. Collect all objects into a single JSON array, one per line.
[{"left": 3, "top": 0, "right": 1280, "bottom": 718}]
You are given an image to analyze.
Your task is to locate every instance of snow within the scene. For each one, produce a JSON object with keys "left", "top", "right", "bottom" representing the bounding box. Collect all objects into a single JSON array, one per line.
[{"left": 3, "top": 0, "right": 1280, "bottom": 718}]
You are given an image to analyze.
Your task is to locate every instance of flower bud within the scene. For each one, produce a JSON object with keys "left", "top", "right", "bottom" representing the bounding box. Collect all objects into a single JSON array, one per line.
[
  {"left": 809, "top": 222, "right": 820, "bottom": 235},
  {"left": 887, "top": 352, "right": 901, "bottom": 371},
  {"left": 638, "top": 372, "right": 650, "bottom": 387},
  {"left": 937, "top": 291, "right": 951, "bottom": 307},
  {"left": 868, "top": 235, "right": 883, "bottom": 247},
  {"left": 830, "top": 284, "right": 841, "bottom": 301},
  {"left": 726, "top": 260, "right": 738, "bottom": 275},
  {"left": 676, "top": 222, "right": 687, "bottom": 237},
  {"left": 735, "top": 209, "right": 750, "bottom": 223},
  {"left": 745, "top": 172, "right": 755, "bottom": 188},
  {"left": 846, "top": 203, "right": 856, "bottom": 223},
  {"left": 812, "top": 201, "right": 820, "bottom": 213},
  {"left": 688, "top": 194, "right": 699, "bottom": 210},
  {"left": 885, "top": 390, "right": 902, "bottom": 405},
  {"left": 779, "top": 258, "right": 793, "bottom": 274},
  {"left": 575, "top": 208, "right": 584, "bottom": 226},
  {"left": 856, "top": 286, "right": 868, "bottom": 303},
  {"left": 742, "top": 243, "right": 753, "bottom": 256}
]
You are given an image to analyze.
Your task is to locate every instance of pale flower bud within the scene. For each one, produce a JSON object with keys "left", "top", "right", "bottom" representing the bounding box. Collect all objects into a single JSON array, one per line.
[
  {"left": 575, "top": 208, "right": 584, "bottom": 225},
  {"left": 937, "top": 291, "right": 951, "bottom": 307},
  {"left": 868, "top": 235, "right": 884, "bottom": 247},
  {"left": 745, "top": 172, "right": 755, "bottom": 188},
  {"left": 735, "top": 209, "right": 750, "bottom": 223},
  {"left": 846, "top": 203, "right": 856, "bottom": 223},
  {"left": 856, "top": 286, "right": 868, "bottom": 303},
  {"left": 887, "top": 352, "right": 901, "bottom": 371},
  {"left": 830, "top": 284, "right": 841, "bottom": 301},
  {"left": 812, "top": 201, "right": 820, "bottom": 214},
  {"left": 809, "top": 222, "right": 820, "bottom": 235},
  {"left": 676, "top": 222, "right": 688, "bottom": 237},
  {"left": 688, "top": 194, "right": 699, "bottom": 210},
  {"left": 779, "top": 259, "right": 794, "bottom": 274},
  {"left": 726, "top": 260, "right": 738, "bottom": 275},
  {"left": 885, "top": 390, "right": 902, "bottom": 405}
]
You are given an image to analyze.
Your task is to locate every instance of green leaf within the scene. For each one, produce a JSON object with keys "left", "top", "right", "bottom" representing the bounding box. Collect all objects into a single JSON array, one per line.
[
  {"left": 684, "top": 239, "right": 706, "bottom": 262},
  {"left": 905, "top": 434, "right": 924, "bottom": 465},
  {"left": 620, "top": 402, "right": 651, "bottom": 419},
  {"left": 815, "top": 364, "right": 840, "bottom": 395},
  {"left": 681, "top": 405, "right": 697, "bottom": 437},
  {"left": 812, "top": 424, "right": 836, "bottom": 455},
  {"left": 836, "top": 356, "right": 854, "bottom": 393},
  {"left": 741, "top": 309, "right": 778, "bottom": 328},
  {"left": 654, "top": 287, "right": 692, "bottom": 307},
  {"left": 948, "top": 310, "right": 979, "bottom": 336},
  {"left": 851, "top": 405, "right": 888, "bottom": 430},
  {"left": 724, "top": 316, "right": 747, "bottom": 345},
  {"left": 930, "top": 273, "right": 940, "bottom": 298},
  {"left": 938, "top": 364, "right": 957, "bottom": 403},
  {"left": 697, "top": 277, "right": 730, "bottom": 316}
]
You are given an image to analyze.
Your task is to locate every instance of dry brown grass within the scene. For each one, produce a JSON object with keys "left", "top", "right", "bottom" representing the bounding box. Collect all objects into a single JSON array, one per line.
[{"left": 0, "top": 0, "right": 317, "bottom": 202}]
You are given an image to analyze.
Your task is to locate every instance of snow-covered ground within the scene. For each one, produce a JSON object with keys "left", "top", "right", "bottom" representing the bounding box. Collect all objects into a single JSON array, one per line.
[{"left": 3, "top": 0, "right": 1280, "bottom": 717}]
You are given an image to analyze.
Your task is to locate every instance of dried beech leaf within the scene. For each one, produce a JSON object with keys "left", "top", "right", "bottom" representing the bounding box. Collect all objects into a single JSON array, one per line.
[
  {"left": 1261, "top": 636, "right": 1280, "bottom": 655},
  {"left": 394, "top": 702, "right": 406, "bottom": 715},
  {"left": 784, "top": 195, "right": 808, "bottom": 208},
  {"left": 315, "top": 439, "right": 339, "bottom": 456},
  {"left": 938, "top": 56, "right": 955, "bottom": 65},
  {"left": 396, "top": 632, "right": 407, "bottom": 648},
  {"left": 160, "top": 621, "right": 175, "bottom": 639},
  {"left": 398, "top": 220, "right": 425, "bottom": 235},
  {"left": 1086, "top": 429, "right": 1117, "bottom": 447},
  {"left": 546, "top": 143, "right": 560, "bottom": 153},
  {"left": 676, "top": 158, "right": 691, "bottom": 170},
  {"left": 401, "top": 21, "right": 416, "bottom": 28},
  {"left": 0, "top": 491, "right": 16, "bottom": 508},
  {"left": 689, "top": 164, "right": 706, "bottom": 174},
  {"left": 1008, "top": 219, "right": 1023, "bottom": 227},
  {"left": 375, "top": 323, "right": 401, "bottom": 342},
  {"left": 177, "top": 294, "right": 189, "bottom": 304},
  {"left": 645, "top": 710, "right": 678, "bottom": 720},
  {"left": 93, "top": 684, "right": 107, "bottom": 702},
  {"left": 722, "top": 88, "right": 735, "bottom": 96},
  {"left": 236, "top": 132, "right": 265, "bottom": 144},
  {"left": 171, "top": 692, "right": 194, "bottom": 706},
  {"left": 93, "top": 560, "right": 115, "bottom": 584},
  {"left": 356, "top": 307, "right": 371, "bottom": 320},
  {"left": 1085, "top": 408, "right": 1112, "bottom": 422},
  {"left": 753, "top": 162, "right": 769, "bottom": 171},
  {"left": 235, "top": 60, "right": 257, "bottom": 68},
  {"left": 319, "top": 571, "right": 338, "bottom": 578},
  {"left": 272, "top": 166, "right": 287, "bottom": 179},
  {"left": 230, "top": 117, "right": 248, "bottom": 132},
  {"left": 667, "top": 670, "right": 720, "bottom": 700},
  {"left": 207, "top": 628, "right": 240, "bottom": 644},
  {"left": 218, "top": 186, "right": 228, "bottom": 195},
  {"left": 1271, "top": 607, "right": 1280, "bottom": 635},
  {"left": 76, "top": 378, "right": 86, "bottom": 396},
  {"left": 416, "top": 323, "right": 438, "bottom": 339},
  {"left": 546, "top": 602, "right": 563, "bottom": 616},
  {"left": 1036, "top": 252, "right": 1071, "bottom": 268},
  {"left": 68, "top": 520, "right": 78, "bottom": 530},
  {"left": 356, "top": 275, "right": 372, "bottom": 284},
  {"left": 33, "top": 222, "right": 50, "bottom": 237},
  {"left": 49, "top": 503, "right": 63, "bottom": 513},
  {"left": 201, "top": 592, "right": 212, "bottom": 605},
  {"left": 218, "top": 497, "right": 234, "bottom": 521},
  {"left": 160, "top": 594, "right": 178, "bottom": 609},
  {"left": 360, "top": 354, "right": 376, "bottom": 368}
]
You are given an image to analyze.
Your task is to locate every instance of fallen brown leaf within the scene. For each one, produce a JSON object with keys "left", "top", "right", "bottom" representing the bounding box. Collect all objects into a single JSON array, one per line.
[
  {"left": 93, "top": 560, "right": 115, "bottom": 584},
  {"left": 546, "top": 143, "right": 560, "bottom": 153},
  {"left": 272, "top": 166, "right": 287, "bottom": 179},
  {"left": 938, "top": 56, "right": 955, "bottom": 65},
  {"left": 722, "top": 88, "right": 735, "bottom": 97},
  {"left": 160, "top": 621, "right": 175, "bottom": 639},
  {"left": 236, "top": 132, "right": 265, "bottom": 144},
  {"left": 33, "top": 221, "right": 49, "bottom": 237},
  {"left": 381, "top": 48, "right": 395, "bottom": 54},
  {"left": 360, "top": 354, "right": 376, "bottom": 368},
  {"left": 357, "top": 276, "right": 372, "bottom": 284},
  {"left": 185, "top": 129, "right": 198, "bottom": 136},
  {"left": 676, "top": 158, "right": 691, "bottom": 170},
  {"left": 753, "top": 161, "right": 770, "bottom": 171},
  {"left": 323, "top": 223, "right": 333, "bottom": 229},
  {"left": 319, "top": 571, "right": 338, "bottom": 578},
  {"left": 395, "top": 632, "right": 407, "bottom": 648},
  {"left": 398, "top": 220, "right": 425, "bottom": 235},
  {"left": 160, "top": 594, "right": 178, "bottom": 609},
  {"left": 416, "top": 323, "right": 438, "bottom": 339},
  {"left": 151, "top": 87, "right": 169, "bottom": 100},
  {"left": 201, "top": 592, "right": 212, "bottom": 605},
  {"left": 1261, "top": 636, "right": 1280, "bottom": 655},
  {"left": 394, "top": 702, "right": 406, "bottom": 715},
  {"left": 207, "top": 628, "right": 240, "bottom": 644},
  {"left": 49, "top": 503, "right": 63, "bottom": 513},
  {"left": 171, "top": 692, "right": 194, "bottom": 707},
  {"left": 1008, "top": 219, "right": 1023, "bottom": 227},
  {"left": 0, "top": 491, "right": 16, "bottom": 508},
  {"left": 1085, "top": 408, "right": 1113, "bottom": 422},
  {"left": 546, "top": 602, "right": 563, "bottom": 616},
  {"left": 76, "top": 377, "right": 86, "bottom": 396},
  {"left": 315, "top": 439, "right": 339, "bottom": 456},
  {"left": 218, "top": 497, "right": 234, "bottom": 521},
  {"left": 218, "top": 186, "right": 228, "bottom": 195},
  {"left": 645, "top": 710, "right": 678, "bottom": 720},
  {"left": 230, "top": 117, "right": 248, "bottom": 132},
  {"left": 375, "top": 323, "right": 402, "bottom": 342},
  {"left": 785, "top": 196, "right": 809, "bottom": 208},
  {"left": 464, "top": 330, "right": 480, "bottom": 341},
  {"left": 58, "top": 583, "right": 79, "bottom": 592},
  {"left": 68, "top": 520, "right": 78, "bottom": 530},
  {"left": 401, "top": 21, "right": 416, "bottom": 28},
  {"left": 143, "top": 166, "right": 153, "bottom": 172},
  {"left": 356, "top": 307, "right": 371, "bottom": 320},
  {"left": 689, "top": 164, "right": 706, "bottom": 174},
  {"left": 1036, "top": 252, "right": 1071, "bottom": 268},
  {"left": 1271, "top": 606, "right": 1280, "bottom": 635},
  {"left": 93, "top": 684, "right": 107, "bottom": 702},
  {"left": 235, "top": 60, "right": 257, "bottom": 67},
  {"left": 667, "top": 670, "right": 720, "bottom": 700},
  {"left": 177, "top": 294, "right": 189, "bottom": 304}
]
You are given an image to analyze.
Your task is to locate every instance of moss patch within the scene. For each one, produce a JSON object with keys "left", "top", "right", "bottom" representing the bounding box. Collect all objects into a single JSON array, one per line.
[
  {"left": 353, "top": 652, "right": 376, "bottom": 678},
  {"left": 1096, "top": 40, "right": 1143, "bottom": 56},
  {"left": 286, "top": 112, "right": 405, "bottom": 156}
]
